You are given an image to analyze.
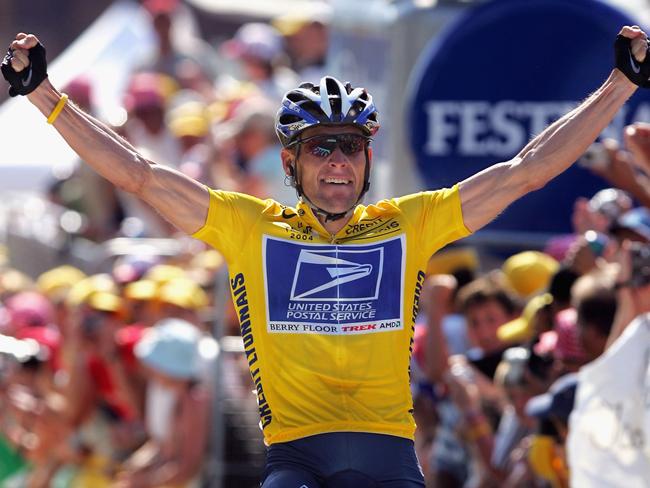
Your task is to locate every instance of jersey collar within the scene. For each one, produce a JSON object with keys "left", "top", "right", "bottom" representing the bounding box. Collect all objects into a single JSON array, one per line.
[{"left": 296, "top": 200, "right": 364, "bottom": 240}]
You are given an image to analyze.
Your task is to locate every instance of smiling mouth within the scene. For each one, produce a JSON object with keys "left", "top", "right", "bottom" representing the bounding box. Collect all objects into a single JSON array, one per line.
[{"left": 322, "top": 177, "right": 352, "bottom": 185}]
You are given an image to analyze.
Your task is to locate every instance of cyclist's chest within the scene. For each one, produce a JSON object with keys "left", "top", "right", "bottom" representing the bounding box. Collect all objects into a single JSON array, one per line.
[{"left": 257, "top": 215, "right": 411, "bottom": 338}]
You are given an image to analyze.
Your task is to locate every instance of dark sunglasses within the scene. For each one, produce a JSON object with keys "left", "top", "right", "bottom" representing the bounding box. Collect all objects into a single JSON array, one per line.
[{"left": 290, "top": 133, "right": 371, "bottom": 158}]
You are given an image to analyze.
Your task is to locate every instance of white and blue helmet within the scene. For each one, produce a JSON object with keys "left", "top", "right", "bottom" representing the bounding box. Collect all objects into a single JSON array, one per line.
[{"left": 275, "top": 76, "right": 380, "bottom": 147}]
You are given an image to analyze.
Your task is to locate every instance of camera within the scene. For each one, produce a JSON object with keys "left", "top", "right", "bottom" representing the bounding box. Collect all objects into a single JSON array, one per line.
[
  {"left": 584, "top": 230, "right": 609, "bottom": 257},
  {"left": 628, "top": 242, "right": 650, "bottom": 288}
]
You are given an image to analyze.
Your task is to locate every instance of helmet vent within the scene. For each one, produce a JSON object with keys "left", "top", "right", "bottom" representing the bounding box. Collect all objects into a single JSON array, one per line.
[
  {"left": 279, "top": 113, "right": 303, "bottom": 124},
  {"left": 287, "top": 91, "right": 305, "bottom": 103}
]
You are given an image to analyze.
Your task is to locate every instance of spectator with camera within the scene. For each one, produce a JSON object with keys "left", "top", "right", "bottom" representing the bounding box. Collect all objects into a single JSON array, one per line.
[
  {"left": 425, "top": 272, "right": 520, "bottom": 487},
  {"left": 445, "top": 347, "right": 553, "bottom": 487},
  {"left": 567, "top": 233, "right": 650, "bottom": 485}
]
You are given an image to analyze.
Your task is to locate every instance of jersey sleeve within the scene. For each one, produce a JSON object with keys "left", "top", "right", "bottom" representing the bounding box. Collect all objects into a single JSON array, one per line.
[
  {"left": 391, "top": 184, "right": 472, "bottom": 257},
  {"left": 191, "top": 189, "right": 268, "bottom": 262}
]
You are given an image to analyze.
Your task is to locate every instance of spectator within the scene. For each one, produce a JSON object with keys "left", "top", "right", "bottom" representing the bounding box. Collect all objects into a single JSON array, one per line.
[
  {"left": 123, "top": 73, "right": 181, "bottom": 169},
  {"left": 214, "top": 97, "right": 294, "bottom": 204},
  {"left": 157, "top": 277, "right": 209, "bottom": 328},
  {"left": 165, "top": 92, "right": 213, "bottom": 184},
  {"left": 547, "top": 266, "right": 580, "bottom": 313},
  {"left": 445, "top": 347, "right": 550, "bottom": 487},
  {"left": 609, "top": 206, "right": 650, "bottom": 243},
  {"left": 63, "top": 76, "right": 94, "bottom": 114},
  {"left": 221, "top": 22, "right": 298, "bottom": 102},
  {"left": 458, "top": 273, "right": 519, "bottom": 377},
  {"left": 525, "top": 373, "right": 577, "bottom": 488},
  {"left": 497, "top": 293, "right": 554, "bottom": 346},
  {"left": 137, "top": 0, "right": 217, "bottom": 83},
  {"left": 571, "top": 269, "right": 617, "bottom": 363},
  {"left": 545, "top": 188, "right": 631, "bottom": 264},
  {"left": 272, "top": 4, "right": 331, "bottom": 81},
  {"left": 428, "top": 274, "right": 518, "bottom": 487},
  {"left": 112, "top": 254, "right": 160, "bottom": 289},
  {"left": 0, "top": 268, "right": 34, "bottom": 303},
  {"left": 115, "top": 318, "right": 216, "bottom": 487},
  {"left": 535, "top": 308, "right": 589, "bottom": 376},
  {"left": 123, "top": 279, "right": 162, "bottom": 328}
]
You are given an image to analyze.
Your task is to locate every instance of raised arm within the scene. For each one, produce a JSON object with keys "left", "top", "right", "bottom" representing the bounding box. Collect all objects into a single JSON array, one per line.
[
  {"left": 4, "top": 34, "right": 209, "bottom": 235},
  {"left": 458, "top": 26, "right": 645, "bottom": 232}
]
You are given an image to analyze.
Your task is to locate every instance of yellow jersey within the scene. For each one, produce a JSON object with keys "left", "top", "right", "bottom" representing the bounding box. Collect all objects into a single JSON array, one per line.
[{"left": 192, "top": 185, "right": 470, "bottom": 445}]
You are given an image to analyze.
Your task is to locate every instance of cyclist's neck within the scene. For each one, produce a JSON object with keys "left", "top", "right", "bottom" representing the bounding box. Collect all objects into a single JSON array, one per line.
[
  {"left": 299, "top": 198, "right": 356, "bottom": 236},
  {"left": 319, "top": 212, "right": 353, "bottom": 235}
]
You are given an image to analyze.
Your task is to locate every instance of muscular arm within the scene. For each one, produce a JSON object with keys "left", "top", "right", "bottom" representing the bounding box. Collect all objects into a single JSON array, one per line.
[
  {"left": 27, "top": 79, "right": 209, "bottom": 235},
  {"left": 459, "top": 69, "right": 637, "bottom": 232},
  {"left": 6, "top": 32, "right": 209, "bottom": 235}
]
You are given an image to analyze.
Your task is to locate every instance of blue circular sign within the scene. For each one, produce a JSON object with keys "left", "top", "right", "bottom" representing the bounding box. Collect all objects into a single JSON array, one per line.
[{"left": 407, "top": 0, "right": 650, "bottom": 233}]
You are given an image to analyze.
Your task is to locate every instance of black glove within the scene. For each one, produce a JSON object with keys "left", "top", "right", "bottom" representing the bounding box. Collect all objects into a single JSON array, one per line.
[
  {"left": 614, "top": 34, "right": 650, "bottom": 88},
  {"left": 1, "top": 41, "right": 48, "bottom": 97}
]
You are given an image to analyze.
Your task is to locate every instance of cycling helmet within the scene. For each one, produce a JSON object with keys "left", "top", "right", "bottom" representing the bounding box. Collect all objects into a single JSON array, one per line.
[{"left": 275, "top": 76, "right": 380, "bottom": 147}]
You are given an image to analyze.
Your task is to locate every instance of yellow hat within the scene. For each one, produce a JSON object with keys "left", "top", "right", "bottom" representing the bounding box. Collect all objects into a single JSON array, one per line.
[
  {"left": 167, "top": 101, "right": 209, "bottom": 138},
  {"left": 0, "top": 268, "right": 34, "bottom": 294},
  {"left": 272, "top": 16, "right": 310, "bottom": 37},
  {"left": 87, "top": 291, "right": 123, "bottom": 313},
  {"left": 427, "top": 247, "right": 479, "bottom": 276},
  {"left": 37, "top": 265, "right": 87, "bottom": 298},
  {"left": 191, "top": 250, "right": 225, "bottom": 271},
  {"left": 188, "top": 250, "right": 226, "bottom": 287},
  {"left": 272, "top": 4, "right": 331, "bottom": 36},
  {"left": 207, "top": 82, "right": 261, "bottom": 125},
  {"left": 497, "top": 293, "right": 553, "bottom": 344},
  {"left": 158, "top": 278, "right": 208, "bottom": 310},
  {"left": 66, "top": 274, "right": 118, "bottom": 308},
  {"left": 144, "top": 264, "right": 186, "bottom": 285},
  {"left": 502, "top": 251, "right": 559, "bottom": 297},
  {"left": 169, "top": 114, "right": 209, "bottom": 138},
  {"left": 124, "top": 279, "right": 159, "bottom": 302}
]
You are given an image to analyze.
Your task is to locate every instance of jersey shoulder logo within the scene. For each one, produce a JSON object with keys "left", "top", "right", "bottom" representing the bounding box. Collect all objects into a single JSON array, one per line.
[{"left": 281, "top": 208, "right": 297, "bottom": 219}]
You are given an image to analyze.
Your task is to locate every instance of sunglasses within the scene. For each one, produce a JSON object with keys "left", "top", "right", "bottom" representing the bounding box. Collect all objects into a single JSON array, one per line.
[{"left": 291, "top": 133, "right": 371, "bottom": 158}]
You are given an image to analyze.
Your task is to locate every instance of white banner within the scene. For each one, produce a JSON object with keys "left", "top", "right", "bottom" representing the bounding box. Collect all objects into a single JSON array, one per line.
[{"left": 567, "top": 314, "right": 650, "bottom": 487}]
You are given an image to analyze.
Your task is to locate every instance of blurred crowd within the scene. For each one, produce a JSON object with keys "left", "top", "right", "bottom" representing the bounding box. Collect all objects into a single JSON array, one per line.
[
  {"left": 0, "top": 249, "right": 251, "bottom": 487},
  {"left": 48, "top": 0, "right": 330, "bottom": 243},
  {"left": 410, "top": 123, "right": 650, "bottom": 487},
  {"left": 1, "top": 0, "right": 330, "bottom": 486},
  {"left": 2, "top": 0, "right": 650, "bottom": 486}
]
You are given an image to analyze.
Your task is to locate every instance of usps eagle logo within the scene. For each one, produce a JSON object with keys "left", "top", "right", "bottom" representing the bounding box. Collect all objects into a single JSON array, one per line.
[{"left": 290, "top": 248, "right": 383, "bottom": 301}]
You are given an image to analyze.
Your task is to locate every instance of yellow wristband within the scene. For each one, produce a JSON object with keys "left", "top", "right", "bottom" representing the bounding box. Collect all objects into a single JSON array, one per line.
[{"left": 47, "top": 93, "right": 68, "bottom": 125}]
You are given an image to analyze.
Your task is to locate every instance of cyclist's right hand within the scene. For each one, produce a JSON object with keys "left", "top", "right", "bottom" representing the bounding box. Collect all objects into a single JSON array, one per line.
[{"left": 1, "top": 33, "right": 48, "bottom": 96}]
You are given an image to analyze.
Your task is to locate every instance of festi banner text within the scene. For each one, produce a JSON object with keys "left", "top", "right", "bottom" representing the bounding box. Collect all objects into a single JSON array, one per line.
[{"left": 407, "top": 0, "right": 650, "bottom": 234}]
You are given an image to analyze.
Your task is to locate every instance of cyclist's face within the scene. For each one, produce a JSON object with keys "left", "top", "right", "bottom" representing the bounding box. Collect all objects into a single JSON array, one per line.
[{"left": 282, "top": 125, "right": 372, "bottom": 214}]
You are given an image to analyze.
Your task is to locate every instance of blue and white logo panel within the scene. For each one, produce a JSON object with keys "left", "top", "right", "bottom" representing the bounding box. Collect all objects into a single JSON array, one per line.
[
  {"left": 263, "top": 235, "right": 405, "bottom": 335},
  {"left": 290, "top": 247, "right": 383, "bottom": 301}
]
